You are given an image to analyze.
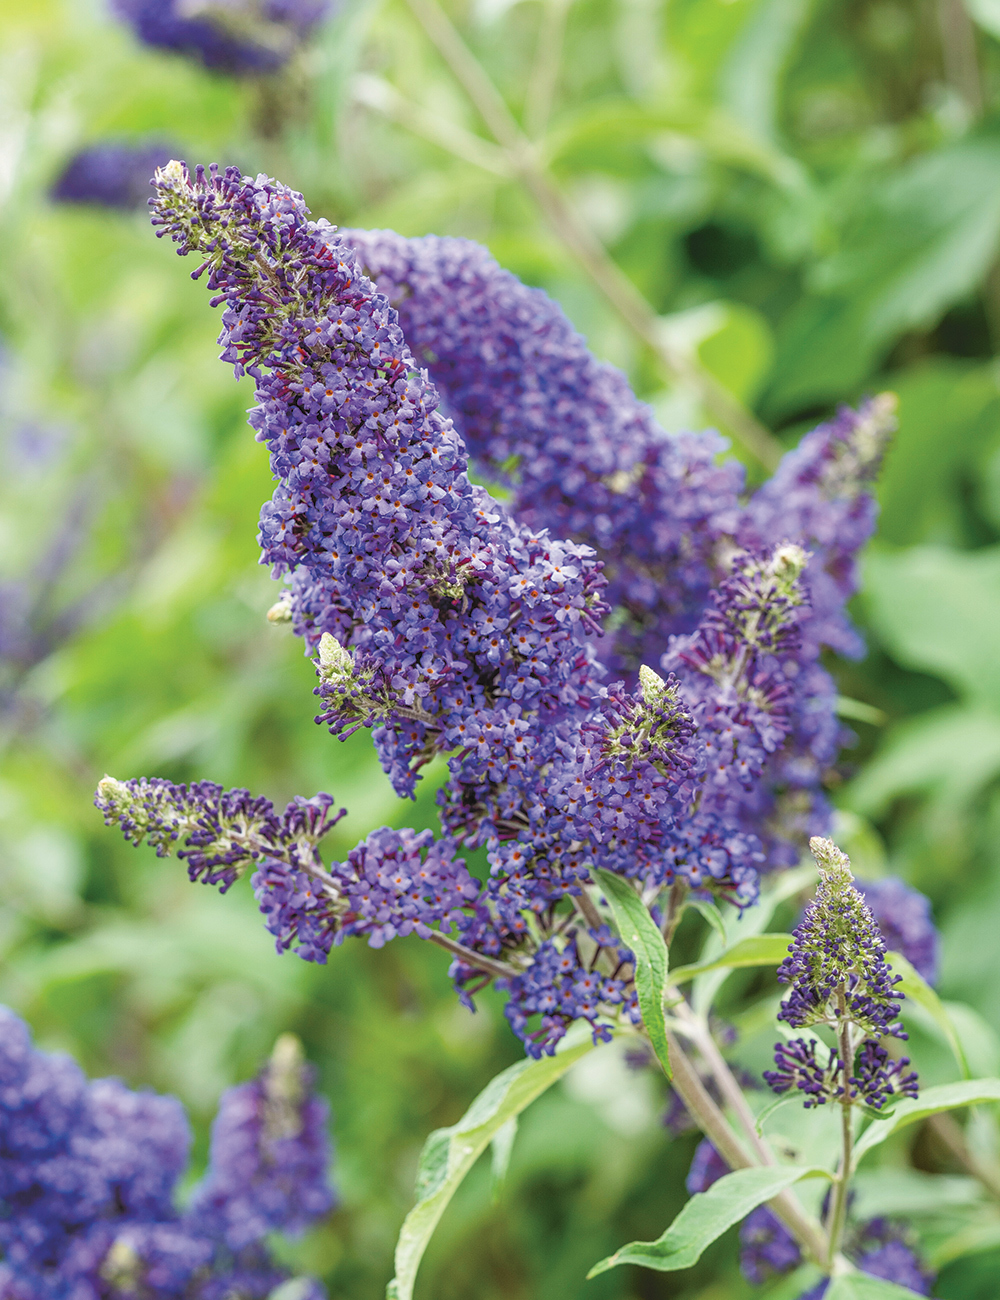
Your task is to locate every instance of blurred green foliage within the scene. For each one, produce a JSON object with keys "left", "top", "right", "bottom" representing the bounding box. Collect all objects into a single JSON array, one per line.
[{"left": 3, "top": 0, "right": 1000, "bottom": 1295}]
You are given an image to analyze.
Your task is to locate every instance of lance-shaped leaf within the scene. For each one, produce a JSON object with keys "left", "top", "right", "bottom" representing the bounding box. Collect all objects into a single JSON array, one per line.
[
  {"left": 387, "top": 1030, "right": 596, "bottom": 1300},
  {"left": 826, "top": 1273, "right": 928, "bottom": 1299},
  {"left": 853, "top": 1078, "right": 1000, "bottom": 1166},
  {"left": 668, "top": 933, "right": 793, "bottom": 986},
  {"left": 587, "top": 1164, "right": 830, "bottom": 1277},
  {"left": 887, "top": 949, "right": 969, "bottom": 1078},
  {"left": 592, "top": 867, "right": 671, "bottom": 1078}
]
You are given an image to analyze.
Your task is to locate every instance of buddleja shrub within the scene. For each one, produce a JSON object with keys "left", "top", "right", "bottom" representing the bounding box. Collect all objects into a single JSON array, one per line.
[{"left": 8, "top": 160, "right": 999, "bottom": 1300}]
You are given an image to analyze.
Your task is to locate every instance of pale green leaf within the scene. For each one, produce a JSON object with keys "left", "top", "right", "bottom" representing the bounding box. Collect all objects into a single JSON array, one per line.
[
  {"left": 863, "top": 546, "right": 1000, "bottom": 709},
  {"left": 587, "top": 1164, "right": 830, "bottom": 1276},
  {"left": 826, "top": 1273, "right": 928, "bottom": 1299},
  {"left": 887, "top": 950, "right": 969, "bottom": 1078},
  {"left": 389, "top": 1031, "right": 596, "bottom": 1300},
  {"left": 853, "top": 1079, "right": 1000, "bottom": 1166},
  {"left": 966, "top": 0, "right": 1000, "bottom": 41},
  {"left": 489, "top": 1116, "right": 517, "bottom": 1201},
  {"left": 669, "top": 933, "right": 793, "bottom": 986},
  {"left": 687, "top": 898, "right": 728, "bottom": 947},
  {"left": 593, "top": 868, "right": 671, "bottom": 1078}
]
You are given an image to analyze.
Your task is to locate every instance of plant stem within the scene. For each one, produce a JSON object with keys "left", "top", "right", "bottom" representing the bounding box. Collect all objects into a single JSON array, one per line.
[
  {"left": 673, "top": 997, "right": 776, "bottom": 1167},
  {"left": 826, "top": 1010, "right": 855, "bottom": 1266},
  {"left": 927, "top": 1112, "right": 1000, "bottom": 1200},
  {"left": 425, "top": 929, "right": 521, "bottom": 979},
  {"left": 398, "top": 0, "right": 784, "bottom": 471},
  {"left": 662, "top": 880, "right": 688, "bottom": 943},
  {"left": 664, "top": 1029, "right": 830, "bottom": 1266},
  {"left": 524, "top": 0, "right": 571, "bottom": 138}
]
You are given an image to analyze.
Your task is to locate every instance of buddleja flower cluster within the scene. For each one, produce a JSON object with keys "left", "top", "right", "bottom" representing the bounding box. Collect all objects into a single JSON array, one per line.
[
  {"left": 97, "top": 161, "right": 897, "bottom": 1058},
  {"left": 112, "top": 0, "right": 332, "bottom": 75},
  {"left": 0, "top": 1007, "right": 333, "bottom": 1300},
  {"left": 764, "top": 837, "right": 920, "bottom": 1110}
]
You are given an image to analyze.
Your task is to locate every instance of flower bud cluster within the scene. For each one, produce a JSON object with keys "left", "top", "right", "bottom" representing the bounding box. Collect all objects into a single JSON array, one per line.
[
  {"left": 764, "top": 837, "right": 919, "bottom": 1111},
  {"left": 0, "top": 1007, "right": 331, "bottom": 1299}
]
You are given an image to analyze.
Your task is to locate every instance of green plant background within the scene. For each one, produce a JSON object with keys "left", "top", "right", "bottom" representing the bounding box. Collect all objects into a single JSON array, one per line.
[{"left": 3, "top": 0, "right": 1000, "bottom": 1295}]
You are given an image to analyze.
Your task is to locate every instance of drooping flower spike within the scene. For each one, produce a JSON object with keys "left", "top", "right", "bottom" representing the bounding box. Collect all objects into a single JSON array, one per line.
[{"left": 99, "top": 161, "right": 889, "bottom": 1057}]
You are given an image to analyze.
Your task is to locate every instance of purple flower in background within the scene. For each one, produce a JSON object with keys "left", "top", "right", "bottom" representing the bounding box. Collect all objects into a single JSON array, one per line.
[
  {"left": 189, "top": 1034, "right": 335, "bottom": 1250},
  {"left": 112, "top": 0, "right": 333, "bottom": 74},
  {"left": 0, "top": 1005, "right": 331, "bottom": 1299},
  {"left": 51, "top": 142, "right": 178, "bottom": 210},
  {"left": 739, "top": 1205, "right": 801, "bottom": 1284},
  {"left": 797, "top": 1219, "right": 934, "bottom": 1298},
  {"left": 684, "top": 1137, "right": 727, "bottom": 1193},
  {"left": 856, "top": 876, "right": 939, "bottom": 985}
]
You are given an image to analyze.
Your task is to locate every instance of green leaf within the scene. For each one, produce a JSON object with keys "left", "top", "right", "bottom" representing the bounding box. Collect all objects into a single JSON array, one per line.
[
  {"left": 592, "top": 868, "right": 672, "bottom": 1079},
  {"left": 887, "top": 949, "right": 969, "bottom": 1078},
  {"left": 853, "top": 1079, "right": 1000, "bottom": 1166},
  {"left": 489, "top": 1116, "right": 517, "bottom": 1201},
  {"left": 825, "top": 1273, "right": 928, "bottom": 1299},
  {"left": 966, "top": 0, "right": 1000, "bottom": 41},
  {"left": 586, "top": 1164, "right": 830, "bottom": 1277},
  {"left": 863, "top": 546, "right": 1000, "bottom": 709},
  {"left": 754, "top": 1092, "right": 804, "bottom": 1134},
  {"left": 668, "top": 933, "right": 793, "bottom": 986},
  {"left": 388, "top": 1031, "right": 597, "bottom": 1300},
  {"left": 687, "top": 899, "right": 728, "bottom": 947}
]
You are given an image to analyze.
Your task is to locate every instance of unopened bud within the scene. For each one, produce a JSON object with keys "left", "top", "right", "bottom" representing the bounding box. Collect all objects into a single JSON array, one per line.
[
  {"left": 809, "top": 835, "right": 853, "bottom": 881},
  {"left": 318, "top": 633, "right": 352, "bottom": 675},
  {"left": 638, "top": 663, "right": 666, "bottom": 700},
  {"left": 267, "top": 592, "right": 293, "bottom": 623},
  {"left": 768, "top": 543, "right": 808, "bottom": 581}
]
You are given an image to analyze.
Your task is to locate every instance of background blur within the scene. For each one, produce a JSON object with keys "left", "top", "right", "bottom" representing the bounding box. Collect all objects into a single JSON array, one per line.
[{"left": 2, "top": 0, "right": 1000, "bottom": 1295}]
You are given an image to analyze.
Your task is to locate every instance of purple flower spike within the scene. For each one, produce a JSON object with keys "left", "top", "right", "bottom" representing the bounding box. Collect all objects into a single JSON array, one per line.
[
  {"left": 51, "top": 142, "right": 178, "bottom": 210},
  {"left": 189, "top": 1033, "right": 335, "bottom": 1250},
  {"left": 765, "top": 836, "right": 918, "bottom": 1112},
  {"left": 112, "top": 0, "right": 332, "bottom": 75},
  {"left": 0, "top": 1006, "right": 330, "bottom": 1299}
]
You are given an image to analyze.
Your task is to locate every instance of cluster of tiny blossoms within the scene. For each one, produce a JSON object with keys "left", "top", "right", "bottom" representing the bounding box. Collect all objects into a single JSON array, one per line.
[
  {"left": 97, "top": 161, "right": 895, "bottom": 1057},
  {"left": 0, "top": 1007, "right": 333, "bottom": 1300},
  {"left": 111, "top": 0, "right": 331, "bottom": 75},
  {"left": 764, "top": 837, "right": 919, "bottom": 1110}
]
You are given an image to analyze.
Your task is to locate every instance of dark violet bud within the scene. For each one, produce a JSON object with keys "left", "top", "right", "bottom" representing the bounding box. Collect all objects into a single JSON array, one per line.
[
  {"left": 738, "top": 1205, "right": 801, "bottom": 1284},
  {"left": 685, "top": 1138, "right": 727, "bottom": 1194},
  {"left": 188, "top": 1034, "right": 336, "bottom": 1250},
  {"left": 111, "top": 0, "right": 333, "bottom": 75},
  {"left": 849, "top": 1040, "right": 919, "bottom": 1110},
  {"left": 51, "top": 142, "right": 178, "bottom": 210},
  {"left": 856, "top": 876, "right": 939, "bottom": 986},
  {"left": 775, "top": 837, "right": 906, "bottom": 1041},
  {"left": 763, "top": 1036, "right": 844, "bottom": 1108}
]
